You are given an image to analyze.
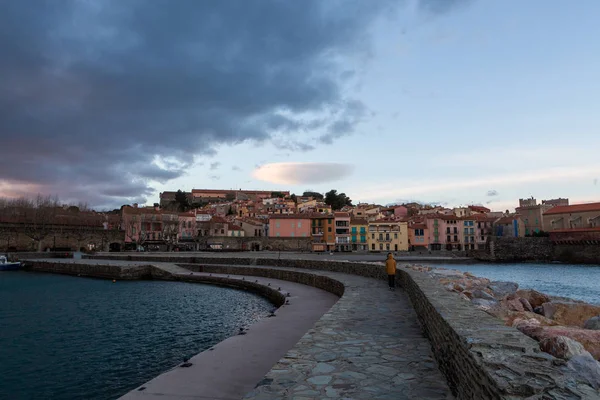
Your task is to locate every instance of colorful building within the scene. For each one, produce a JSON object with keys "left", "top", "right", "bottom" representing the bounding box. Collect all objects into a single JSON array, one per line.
[
  {"left": 310, "top": 214, "right": 335, "bottom": 252},
  {"left": 408, "top": 220, "right": 429, "bottom": 250},
  {"left": 334, "top": 212, "right": 351, "bottom": 251},
  {"left": 268, "top": 215, "right": 311, "bottom": 238},
  {"left": 350, "top": 218, "right": 368, "bottom": 251},
  {"left": 367, "top": 219, "right": 409, "bottom": 252},
  {"left": 543, "top": 202, "right": 600, "bottom": 231}
]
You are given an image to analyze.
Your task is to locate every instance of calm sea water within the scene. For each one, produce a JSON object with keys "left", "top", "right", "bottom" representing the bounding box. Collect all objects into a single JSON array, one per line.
[
  {"left": 0, "top": 272, "right": 273, "bottom": 400},
  {"left": 431, "top": 263, "right": 600, "bottom": 305}
]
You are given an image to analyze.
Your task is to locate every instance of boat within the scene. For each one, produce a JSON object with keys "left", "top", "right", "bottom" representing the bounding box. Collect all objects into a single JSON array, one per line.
[{"left": 0, "top": 255, "right": 21, "bottom": 271}]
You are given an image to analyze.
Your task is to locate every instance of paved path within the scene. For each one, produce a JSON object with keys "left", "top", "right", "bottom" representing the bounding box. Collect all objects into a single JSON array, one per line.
[{"left": 181, "top": 264, "right": 454, "bottom": 400}]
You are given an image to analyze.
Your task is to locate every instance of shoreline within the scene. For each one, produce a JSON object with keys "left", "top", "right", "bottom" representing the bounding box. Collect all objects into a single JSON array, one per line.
[{"left": 410, "top": 264, "right": 600, "bottom": 370}]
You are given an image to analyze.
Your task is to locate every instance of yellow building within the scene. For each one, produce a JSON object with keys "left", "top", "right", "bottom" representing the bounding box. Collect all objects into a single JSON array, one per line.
[{"left": 367, "top": 219, "right": 409, "bottom": 252}]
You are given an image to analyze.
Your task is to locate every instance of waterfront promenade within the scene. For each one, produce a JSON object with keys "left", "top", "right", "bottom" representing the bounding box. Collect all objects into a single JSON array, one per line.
[
  {"left": 26, "top": 258, "right": 453, "bottom": 399},
  {"left": 22, "top": 254, "right": 599, "bottom": 399}
]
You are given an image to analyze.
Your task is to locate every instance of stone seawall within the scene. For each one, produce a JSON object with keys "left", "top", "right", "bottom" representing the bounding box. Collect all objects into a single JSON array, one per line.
[
  {"left": 25, "top": 261, "right": 155, "bottom": 280},
  {"left": 178, "top": 263, "right": 345, "bottom": 297},
  {"left": 396, "top": 269, "right": 596, "bottom": 398},
  {"left": 480, "top": 237, "right": 600, "bottom": 264}
]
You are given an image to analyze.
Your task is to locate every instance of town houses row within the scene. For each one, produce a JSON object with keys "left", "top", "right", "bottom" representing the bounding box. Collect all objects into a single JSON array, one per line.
[{"left": 116, "top": 190, "right": 600, "bottom": 252}]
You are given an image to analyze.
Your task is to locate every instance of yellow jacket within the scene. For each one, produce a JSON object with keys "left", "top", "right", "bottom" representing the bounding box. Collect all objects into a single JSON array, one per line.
[{"left": 385, "top": 254, "right": 397, "bottom": 275}]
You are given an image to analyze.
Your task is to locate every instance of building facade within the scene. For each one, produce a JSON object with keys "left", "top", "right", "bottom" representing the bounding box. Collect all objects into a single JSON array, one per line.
[
  {"left": 334, "top": 212, "right": 351, "bottom": 251},
  {"left": 350, "top": 218, "right": 368, "bottom": 251},
  {"left": 268, "top": 215, "right": 311, "bottom": 238},
  {"left": 367, "top": 219, "right": 409, "bottom": 252},
  {"left": 543, "top": 202, "right": 600, "bottom": 231}
]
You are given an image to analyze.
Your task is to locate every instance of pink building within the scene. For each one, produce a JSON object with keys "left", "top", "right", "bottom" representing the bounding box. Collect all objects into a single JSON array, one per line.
[
  {"left": 269, "top": 215, "right": 311, "bottom": 238},
  {"left": 178, "top": 212, "right": 196, "bottom": 241},
  {"left": 408, "top": 219, "right": 429, "bottom": 250}
]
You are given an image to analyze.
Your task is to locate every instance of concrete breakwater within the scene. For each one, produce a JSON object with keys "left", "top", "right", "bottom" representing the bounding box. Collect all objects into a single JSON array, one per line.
[{"left": 26, "top": 256, "right": 599, "bottom": 398}]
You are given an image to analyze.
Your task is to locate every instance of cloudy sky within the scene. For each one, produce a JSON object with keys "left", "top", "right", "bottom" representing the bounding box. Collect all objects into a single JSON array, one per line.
[{"left": 1, "top": 0, "right": 599, "bottom": 211}]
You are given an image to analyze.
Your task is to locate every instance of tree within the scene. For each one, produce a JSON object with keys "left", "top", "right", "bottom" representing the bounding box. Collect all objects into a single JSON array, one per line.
[
  {"left": 225, "top": 193, "right": 236, "bottom": 202},
  {"left": 290, "top": 194, "right": 297, "bottom": 203},
  {"left": 272, "top": 191, "right": 285, "bottom": 198},
  {"left": 174, "top": 190, "right": 189, "bottom": 212},
  {"left": 324, "top": 190, "right": 352, "bottom": 211},
  {"left": 21, "top": 194, "right": 60, "bottom": 251},
  {"left": 161, "top": 214, "right": 181, "bottom": 251},
  {"left": 302, "top": 191, "right": 323, "bottom": 200}
]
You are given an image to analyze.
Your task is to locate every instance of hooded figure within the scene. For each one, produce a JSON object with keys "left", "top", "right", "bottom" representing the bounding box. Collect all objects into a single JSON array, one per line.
[{"left": 385, "top": 253, "right": 397, "bottom": 290}]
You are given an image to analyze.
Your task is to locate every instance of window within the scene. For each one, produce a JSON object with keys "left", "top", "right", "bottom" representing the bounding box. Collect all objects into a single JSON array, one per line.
[
  {"left": 385, "top": 233, "right": 390, "bottom": 240},
  {"left": 328, "top": 227, "right": 332, "bottom": 232},
  {"left": 372, "top": 243, "right": 375, "bottom": 250},
  {"left": 394, "top": 244, "right": 398, "bottom": 251},
  {"left": 276, "top": 233, "right": 280, "bottom": 237},
  {"left": 291, "top": 232, "right": 295, "bottom": 237},
  {"left": 464, "top": 228, "right": 469, "bottom": 234},
  {"left": 394, "top": 233, "right": 398, "bottom": 239},
  {"left": 214, "top": 229, "right": 218, "bottom": 234},
  {"left": 291, "top": 222, "right": 295, "bottom": 229},
  {"left": 446, "top": 235, "right": 450, "bottom": 242},
  {"left": 328, "top": 219, "right": 332, "bottom": 224},
  {"left": 386, "top": 244, "right": 390, "bottom": 250},
  {"left": 454, "top": 235, "right": 458, "bottom": 242},
  {"left": 303, "top": 233, "right": 307, "bottom": 237},
  {"left": 446, "top": 228, "right": 450, "bottom": 234},
  {"left": 470, "top": 228, "right": 474, "bottom": 234},
  {"left": 276, "top": 222, "right": 280, "bottom": 228},
  {"left": 379, "top": 243, "right": 383, "bottom": 250},
  {"left": 298, "top": 221, "right": 302, "bottom": 228},
  {"left": 464, "top": 221, "right": 468, "bottom": 226},
  {"left": 221, "top": 229, "right": 224, "bottom": 234},
  {"left": 372, "top": 233, "right": 375, "bottom": 239},
  {"left": 352, "top": 227, "right": 357, "bottom": 233},
  {"left": 379, "top": 233, "right": 383, "bottom": 240}
]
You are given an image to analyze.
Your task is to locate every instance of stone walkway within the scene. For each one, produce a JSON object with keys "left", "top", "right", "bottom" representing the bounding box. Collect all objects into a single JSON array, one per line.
[{"left": 185, "top": 264, "right": 454, "bottom": 400}]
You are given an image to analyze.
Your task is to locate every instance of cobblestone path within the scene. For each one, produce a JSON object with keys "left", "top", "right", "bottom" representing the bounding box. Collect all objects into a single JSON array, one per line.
[{"left": 232, "top": 266, "right": 454, "bottom": 400}]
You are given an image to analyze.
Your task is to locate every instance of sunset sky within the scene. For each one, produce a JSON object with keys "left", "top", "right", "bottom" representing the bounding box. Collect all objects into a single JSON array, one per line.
[{"left": 1, "top": 0, "right": 599, "bottom": 210}]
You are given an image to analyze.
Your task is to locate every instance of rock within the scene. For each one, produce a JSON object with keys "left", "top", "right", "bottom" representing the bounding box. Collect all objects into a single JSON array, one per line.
[
  {"left": 584, "top": 316, "right": 600, "bottom": 330},
  {"left": 458, "top": 293, "right": 471, "bottom": 301},
  {"left": 502, "top": 297, "right": 526, "bottom": 312},
  {"left": 534, "top": 306, "right": 544, "bottom": 315},
  {"left": 516, "top": 289, "right": 551, "bottom": 309},
  {"left": 516, "top": 325, "right": 600, "bottom": 360},
  {"left": 472, "top": 289, "right": 495, "bottom": 301},
  {"left": 539, "top": 336, "right": 588, "bottom": 360},
  {"left": 519, "top": 298, "right": 534, "bottom": 312},
  {"left": 504, "top": 312, "right": 558, "bottom": 328},
  {"left": 462, "top": 290, "right": 473, "bottom": 299},
  {"left": 471, "top": 298, "right": 498, "bottom": 310},
  {"left": 566, "top": 353, "right": 600, "bottom": 390},
  {"left": 541, "top": 302, "right": 600, "bottom": 327},
  {"left": 453, "top": 283, "right": 466, "bottom": 292},
  {"left": 488, "top": 281, "right": 519, "bottom": 297}
]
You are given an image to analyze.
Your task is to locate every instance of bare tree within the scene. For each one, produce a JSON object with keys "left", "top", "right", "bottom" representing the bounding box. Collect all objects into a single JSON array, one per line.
[
  {"left": 162, "top": 214, "right": 181, "bottom": 251},
  {"left": 21, "top": 194, "right": 60, "bottom": 252}
]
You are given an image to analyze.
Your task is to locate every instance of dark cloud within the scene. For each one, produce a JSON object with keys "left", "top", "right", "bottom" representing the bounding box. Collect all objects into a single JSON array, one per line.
[
  {"left": 487, "top": 190, "right": 499, "bottom": 197},
  {"left": 0, "top": 0, "right": 469, "bottom": 208},
  {"left": 210, "top": 162, "right": 221, "bottom": 171}
]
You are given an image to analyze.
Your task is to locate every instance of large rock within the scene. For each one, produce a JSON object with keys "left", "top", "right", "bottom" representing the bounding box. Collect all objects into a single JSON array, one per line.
[
  {"left": 584, "top": 316, "right": 600, "bottom": 330},
  {"left": 472, "top": 289, "right": 495, "bottom": 301},
  {"left": 471, "top": 298, "right": 498, "bottom": 311},
  {"left": 566, "top": 353, "right": 600, "bottom": 390},
  {"left": 516, "top": 289, "right": 551, "bottom": 309},
  {"left": 488, "top": 281, "right": 518, "bottom": 297},
  {"left": 539, "top": 336, "right": 587, "bottom": 360},
  {"left": 516, "top": 325, "right": 600, "bottom": 360},
  {"left": 541, "top": 301, "right": 600, "bottom": 327}
]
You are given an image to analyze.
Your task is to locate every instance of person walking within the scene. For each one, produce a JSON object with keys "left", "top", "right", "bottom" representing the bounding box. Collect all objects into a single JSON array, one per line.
[{"left": 385, "top": 252, "right": 397, "bottom": 290}]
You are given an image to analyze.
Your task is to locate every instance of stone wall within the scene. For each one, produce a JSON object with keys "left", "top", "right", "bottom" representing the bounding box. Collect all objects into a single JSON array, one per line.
[
  {"left": 25, "top": 261, "right": 154, "bottom": 280},
  {"left": 396, "top": 269, "right": 594, "bottom": 398},
  {"left": 481, "top": 237, "right": 600, "bottom": 264}
]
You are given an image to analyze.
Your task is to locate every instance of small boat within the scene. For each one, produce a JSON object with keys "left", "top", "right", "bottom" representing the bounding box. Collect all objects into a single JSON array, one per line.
[{"left": 0, "top": 255, "right": 21, "bottom": 271}]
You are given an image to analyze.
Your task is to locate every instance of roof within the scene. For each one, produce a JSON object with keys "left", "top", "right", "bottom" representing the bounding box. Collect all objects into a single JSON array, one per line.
[
  {"left": 268, "top": 214, "right": 312, "bottom": 220},
  {"left": 228, "top": 224, "right": 243, "bottom": 230},
  {"left": 350, "top": 218, "right": 368, "bottom": 225},
  {"left": 334, "top": 212, "right": 350, "bottom": 218},
  {"left": 496, "top": 215, "right": 520, "bottom": 225},
  {"left": 412, "top": 223, "right": 427, "bottom": 229},
  {"left": 543, "top": 202, "right": 600, "bottom": 216},
  {"left": 550, "top": 227, "right": 600, "bottom": 233},
  {"left": 468, "top": 205, "right": 491, "bottom": 213},
  {"left": 371, "top": 218, "right": 403, "bottom": 224}
]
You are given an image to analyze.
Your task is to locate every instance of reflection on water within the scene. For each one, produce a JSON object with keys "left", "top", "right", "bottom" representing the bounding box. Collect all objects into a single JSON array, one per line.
[
  {"left": 0, "top": 272, "right": 272, "bottom": 400},
  {"left": 429, "top": 263, "right": 600, "bottom": 305}
]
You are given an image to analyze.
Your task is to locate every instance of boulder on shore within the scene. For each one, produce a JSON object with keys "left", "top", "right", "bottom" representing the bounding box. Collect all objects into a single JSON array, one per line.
[
  {"left": 566, "top": 353, "right": 600, "bottom": 390},
  {"left": 487, "top": 281, "right": 518, "bottom": 297},
  {"left": 516, "top": 289, "right": 551, "bottom": 309},
  {"left": 538, "top": 335, "right": 587, "bottom": 360},
  {"left": 489, "top": 310, "right": 558, "bottom": 327},
  {"left": 516, "top": 325, "right": 600, "bottom": 360},
  {"left": 541, "top": 302, "right": 600, "bottom": 327},
  {"left": 584, "top": 316, "right": 600, "bottom": 331}
]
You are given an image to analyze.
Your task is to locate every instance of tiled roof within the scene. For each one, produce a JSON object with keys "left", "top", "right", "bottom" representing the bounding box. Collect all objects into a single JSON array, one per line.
[
  {"left": 543, "top": 202, "right": 600, "bottom": 215},
  {"left": 228, "top": 224, "right": 243, "bottom": 230},
  {"left": 334, "top": 212, "right": 350, "bottom": 218},
  {"left": 268, "top": 214, "right": 312, "bottom": 220},
  {"left": 468, "top": 205, "right": 491, "bottom": 213},
  {"left": 350, "top": 218, "right": 368, "bottom": 225}
]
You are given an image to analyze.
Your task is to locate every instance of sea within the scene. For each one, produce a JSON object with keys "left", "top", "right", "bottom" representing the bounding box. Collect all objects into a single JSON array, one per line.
[
  {"left": 0, "top": 271, "right": 273, "bottom": 400},
  {"left": 431, "top": 262, "right": 600, "bottom": 305}
]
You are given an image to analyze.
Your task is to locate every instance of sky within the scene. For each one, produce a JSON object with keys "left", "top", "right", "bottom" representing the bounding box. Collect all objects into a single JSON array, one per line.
[{"left": 1, "top": 0, "right": 599, "bottom": 211}]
